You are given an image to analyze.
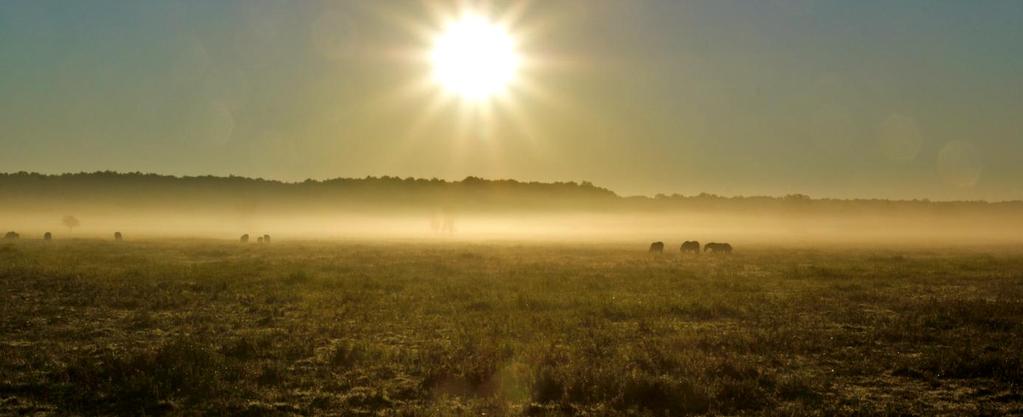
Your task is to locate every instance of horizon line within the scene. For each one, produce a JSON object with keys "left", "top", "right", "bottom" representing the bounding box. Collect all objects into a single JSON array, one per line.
[{"left": 2, "top": 170, "right": 1019, "bottom": 205}]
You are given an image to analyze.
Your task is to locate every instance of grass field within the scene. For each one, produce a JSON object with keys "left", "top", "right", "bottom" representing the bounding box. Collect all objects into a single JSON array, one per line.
[{"left": 1, "top": 240, "right": 1021, "bottom": 416}]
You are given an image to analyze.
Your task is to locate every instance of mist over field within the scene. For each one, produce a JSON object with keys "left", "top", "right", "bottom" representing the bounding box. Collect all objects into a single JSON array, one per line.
[
  {"left": 2, "top": 172, "right": 1021, "bottom": 244},
  {"left": 4, "top": 1, "right": 1023, "bottom": 415}
]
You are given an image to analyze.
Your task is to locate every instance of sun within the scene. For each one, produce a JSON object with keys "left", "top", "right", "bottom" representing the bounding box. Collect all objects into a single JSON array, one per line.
[{"left": 430, "top": 14, "right": 519, "bottom": 101}]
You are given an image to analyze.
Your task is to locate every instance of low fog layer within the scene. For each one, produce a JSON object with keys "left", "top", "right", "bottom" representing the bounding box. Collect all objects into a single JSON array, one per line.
[{"left": 2, "top": 172, "right": 1021, "bottom": 244}]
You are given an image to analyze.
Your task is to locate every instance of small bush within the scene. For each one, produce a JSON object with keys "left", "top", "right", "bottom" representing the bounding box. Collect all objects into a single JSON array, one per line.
[
  {"left": 54, "top": 337, "right": 230, "bottom": 415},
  {"left": 620, "top": 373, "right": 710, "bottom": 415},
  {"left": 914, "top": 345, "right": 1022, "bottom": 384}
]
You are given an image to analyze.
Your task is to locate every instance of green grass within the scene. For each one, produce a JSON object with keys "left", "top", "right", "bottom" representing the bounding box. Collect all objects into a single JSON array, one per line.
[{"left": 1, "top": 240, "right": 1021, "bottom": 416}]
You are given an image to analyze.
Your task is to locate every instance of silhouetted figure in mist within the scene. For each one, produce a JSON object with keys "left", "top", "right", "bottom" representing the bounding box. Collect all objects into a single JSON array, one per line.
[
  {"left": 431, "top": 208, "right": 456, "bottom": 234},
  {"left": 263, "top": 234, "right": 271, "bottom": 243},
  {"left": 240, "top": 234, "right": 249, "bottom": 243},
  {"left": 704, "top": 242, "right": 732, "bottom": 254},
  {"left": 441, "top": 217, "right": 455, "bottom": 234},
  {"left": 649, "top": 241, "right": 664, "bottom": 253},
  {"left": 114, "top": 232, "right": 123, "bottom": 241},
  {"left": 430, "top": 212, "right": 442, "bottom": 232},
  {"left": 4, "top": 231, "right": 19, "bottom": 240},
  {"left": 680, "top": 241, "right": 700, "bottom": 254},
  {"left": 44, "top": 232, "right": 52, "bottom": 241}
]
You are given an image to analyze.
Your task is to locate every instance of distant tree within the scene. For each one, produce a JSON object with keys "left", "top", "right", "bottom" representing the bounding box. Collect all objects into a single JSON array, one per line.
[{"left": 62, "top": 216, "right": 80, "bottom": 234}]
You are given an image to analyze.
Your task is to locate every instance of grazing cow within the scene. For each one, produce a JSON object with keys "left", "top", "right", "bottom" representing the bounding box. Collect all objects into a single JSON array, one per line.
[
  {"left": 704, "top": 242, "right": 733, "bottom": 254},
  {"left": 114, "top": 232, "right": 123, "bottom": 241},
  {"left": 680, "top": 241, "right": 700, "bottom": 254},
  {"left": 263, "top": 234, "right": 271, "bottom": 244},
  {"left": 4, "top": 231, "right": 19, "bottom": 240},
  {"left": 44, "top": 232, "right": 52, "bottom": 241},
  {"left": 240, "top": 234, "right": 249, "bottom": 243},
  {"left": 649, "top": 241, "right": 665, "bottom": 253}
]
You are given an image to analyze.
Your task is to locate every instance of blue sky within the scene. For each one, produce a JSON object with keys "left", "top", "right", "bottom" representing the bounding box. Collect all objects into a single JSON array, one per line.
[{"left": 1, "top": 0, "right": 1021, "bottom": 200}]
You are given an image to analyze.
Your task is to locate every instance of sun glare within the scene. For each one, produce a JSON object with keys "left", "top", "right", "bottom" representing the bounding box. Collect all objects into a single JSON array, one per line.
[{"left": 431, "top": 14, "right": 519, "bottom": 100}]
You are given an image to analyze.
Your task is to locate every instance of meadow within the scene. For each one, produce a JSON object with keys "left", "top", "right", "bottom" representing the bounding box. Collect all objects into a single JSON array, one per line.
[{"left": 1, "top": 239, "right": 1021, "bottom": 416}]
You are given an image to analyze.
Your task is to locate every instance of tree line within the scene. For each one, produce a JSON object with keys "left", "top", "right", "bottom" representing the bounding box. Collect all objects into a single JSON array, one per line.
[{"left": 1, "top": 171, "right": 1020, "bottom": 218}]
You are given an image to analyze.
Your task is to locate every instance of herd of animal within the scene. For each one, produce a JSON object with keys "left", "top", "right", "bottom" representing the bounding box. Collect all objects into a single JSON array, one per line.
[
  {"left": 5, "top": 231, "right": 731, "bottom": 254},
  {"left": 240, "top": 234, "right": 272, "bottom": 243},
  {"left": 649, "top": 240, "right": 733, "bottom": 254},
  {"left": 4, "top": 231, "right": 125, "bottom": 241},
  {"left": 3, "top": 231, "right": 277, "bottom": 244}
]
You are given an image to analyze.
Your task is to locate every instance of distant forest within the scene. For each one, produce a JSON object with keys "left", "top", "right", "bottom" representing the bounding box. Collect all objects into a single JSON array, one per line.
[{"left": 2, "top": 171, "right": 1021, "bottom": 218}]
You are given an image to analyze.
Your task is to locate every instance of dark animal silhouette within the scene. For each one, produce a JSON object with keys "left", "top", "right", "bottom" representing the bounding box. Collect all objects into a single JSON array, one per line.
[
  {"left": 263, "top": 234, "right": 271, "bottom": 243},
  {"left": 704, "top": 242, "right": 733, "bottom": 254},
  {"left": 4, "top": 231, "right": 19, "bottom": 240},
  {"left": 649, "top": 241, "right": 664, "bottom": 253},
  {"left": 44, "top": 232, "right": 52, "bottom": 241},
  {"left": 240, "top": 234, "right": 249, "bottom": 243},
  {"left": 114, "top": 232, "right": 123, "bottom": 241},
  {"left": 680, "top": 241, "right": 700, "bottom": 253}
]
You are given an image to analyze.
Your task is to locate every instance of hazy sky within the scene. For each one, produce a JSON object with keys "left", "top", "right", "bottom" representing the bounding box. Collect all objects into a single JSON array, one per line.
[{"left": 1, "top": 1, "right": 1021, "bottom": 200}]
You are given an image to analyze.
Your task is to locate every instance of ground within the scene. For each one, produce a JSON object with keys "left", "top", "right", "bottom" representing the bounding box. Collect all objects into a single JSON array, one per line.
[{"left": 1, "top": 240, "right": 1021, "bottom": 416}]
